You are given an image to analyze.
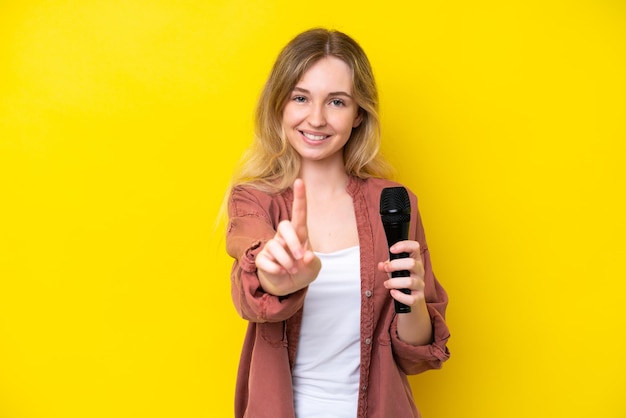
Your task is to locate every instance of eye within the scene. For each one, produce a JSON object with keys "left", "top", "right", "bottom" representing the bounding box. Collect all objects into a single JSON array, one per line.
[
  {"left": 292, "top": 95, "right": 307, "bottom": 103},
  {"left": 330, "top": 99, "right": 346, "bottom": 107}
]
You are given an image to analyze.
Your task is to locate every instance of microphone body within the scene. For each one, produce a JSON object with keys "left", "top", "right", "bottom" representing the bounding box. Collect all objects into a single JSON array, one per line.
[{"left": 380, "top": 187, "right": 412, "bottom": 314}]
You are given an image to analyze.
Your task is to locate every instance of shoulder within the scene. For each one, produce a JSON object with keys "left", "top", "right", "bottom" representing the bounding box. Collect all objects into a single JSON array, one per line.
[
  {"left": 229, "top": 184, "right": 292, "bottom": 219},
  {"left": 355, "top": 177, "right": 418, "bottom": 202}
]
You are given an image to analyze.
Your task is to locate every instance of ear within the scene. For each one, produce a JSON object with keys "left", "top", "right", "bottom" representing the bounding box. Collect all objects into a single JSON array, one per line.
[{"left": 353, "top": 109, "right": 364, "bottom": 128}]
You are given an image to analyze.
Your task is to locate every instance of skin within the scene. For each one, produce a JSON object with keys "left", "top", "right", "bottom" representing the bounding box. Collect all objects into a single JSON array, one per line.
[{"left": 254, "top": 56, "right": 432, "bottom": 346}]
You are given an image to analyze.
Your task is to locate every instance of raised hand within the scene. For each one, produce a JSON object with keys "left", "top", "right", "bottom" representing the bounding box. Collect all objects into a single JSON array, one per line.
[{"left": 255, "top": 179, "right": 321, "bottom": 296}]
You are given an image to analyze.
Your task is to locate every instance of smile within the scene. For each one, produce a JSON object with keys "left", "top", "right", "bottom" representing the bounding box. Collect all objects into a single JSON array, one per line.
[{"left": 300, "top": 131, "right": 329, "bottom": 141}]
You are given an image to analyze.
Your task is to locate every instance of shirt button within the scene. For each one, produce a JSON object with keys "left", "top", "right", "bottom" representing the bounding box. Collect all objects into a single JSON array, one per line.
[
  {"left": 365, "top": 290, "right": 372, "bottom": 298},
  {"left": 365, "top": 338, "right": 372, "bottom": 345}
]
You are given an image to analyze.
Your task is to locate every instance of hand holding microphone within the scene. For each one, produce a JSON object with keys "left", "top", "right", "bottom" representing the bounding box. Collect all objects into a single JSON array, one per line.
[{"left": 379, "top": 187, "right": 426, "bottom": 314}]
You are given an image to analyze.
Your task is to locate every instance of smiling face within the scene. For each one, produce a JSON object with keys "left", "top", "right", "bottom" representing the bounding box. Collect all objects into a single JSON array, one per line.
[{"left": 281, "top": 56, "right": 363, "bottom": 167}]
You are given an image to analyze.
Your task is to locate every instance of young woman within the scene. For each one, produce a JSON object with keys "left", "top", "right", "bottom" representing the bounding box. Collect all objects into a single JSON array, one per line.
[{"left": 225, "top": 28, "right": 450, "bottom": 418}]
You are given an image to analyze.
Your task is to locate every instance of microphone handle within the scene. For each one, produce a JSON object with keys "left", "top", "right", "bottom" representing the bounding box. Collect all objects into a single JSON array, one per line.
[{"left": 389, "top": 251, "right": 411, "bottom": 313}]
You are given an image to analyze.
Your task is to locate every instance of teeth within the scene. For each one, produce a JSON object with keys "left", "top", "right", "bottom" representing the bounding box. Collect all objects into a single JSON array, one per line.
[{"left": 302, "top": 132, "right": 327, "bottom": 141}]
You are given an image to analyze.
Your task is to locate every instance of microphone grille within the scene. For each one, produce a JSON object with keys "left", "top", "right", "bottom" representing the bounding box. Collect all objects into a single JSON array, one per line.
[{"left": 380, "top": 187, "right": 411, "bottom": 221}]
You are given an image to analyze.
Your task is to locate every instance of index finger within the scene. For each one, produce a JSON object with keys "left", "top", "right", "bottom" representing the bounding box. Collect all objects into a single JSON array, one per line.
[{"left": 291, "top": 178, "right": 308, "bottom": 243}]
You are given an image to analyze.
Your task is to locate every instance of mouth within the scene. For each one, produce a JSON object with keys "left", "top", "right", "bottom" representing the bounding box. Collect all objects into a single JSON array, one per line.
[{"left": 300, "top": 131, "right": 330, "bottom": 142}]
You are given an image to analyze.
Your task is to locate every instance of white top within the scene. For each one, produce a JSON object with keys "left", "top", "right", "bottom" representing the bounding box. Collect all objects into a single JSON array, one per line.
[{"left": 292, "top": 246, "right": 361, "bottom": 418}]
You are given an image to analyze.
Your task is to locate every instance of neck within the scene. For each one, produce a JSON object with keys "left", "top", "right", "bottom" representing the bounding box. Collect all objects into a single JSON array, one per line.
[{"left": 298, "top": 159, "right": 350, "bottom": 199}]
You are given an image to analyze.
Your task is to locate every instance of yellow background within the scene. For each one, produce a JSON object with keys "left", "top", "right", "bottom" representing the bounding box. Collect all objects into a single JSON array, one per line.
[{"left": 1, "top": 1, "right": 624, "bottom": 417}]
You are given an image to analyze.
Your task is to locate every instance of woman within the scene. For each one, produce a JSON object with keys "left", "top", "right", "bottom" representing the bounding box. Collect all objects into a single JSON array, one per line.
[{"left": 225, "top": 28, "right": 450, "bottom": 418}]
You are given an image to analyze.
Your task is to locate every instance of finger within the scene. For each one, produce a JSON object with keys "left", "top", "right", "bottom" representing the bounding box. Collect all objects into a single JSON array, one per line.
[
  {"left": 276, "top": 220, "right": 304, "bottom": 261},
  {"left": 385, "top": 257, "right": 416, "bottom": 273},
  {"left": 385, "top": 276, "right": 421, "bottom": 291},
  {"left": 389, "top": 289, "right": 417, "bottom": 306},
  {"left": 390, "top": 240, "right": 420, "bottom": 256},
  {"left": 379, "top": 257, "right": 422, "bottom": 274},
  {"left": 301, "top": 249, "right": 317, "bottom": 266},
  {"left": 255, "top": 251, "right": 287, "bottom": 275},
  {"left": 389, "top": 241, "right": 424, "bottom": 276},
  {"left": 291, "top": 179, "right": 308, "bottom": 244},
  {"left": 388, "top": 257, "right": 425, "bottom": 277},
  {"left": 260, "top": 238, "right": 298, "bottom": 273}
]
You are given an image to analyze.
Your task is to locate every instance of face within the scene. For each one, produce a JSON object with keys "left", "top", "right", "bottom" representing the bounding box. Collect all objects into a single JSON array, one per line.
[{"left": 282, "top": 56, "right": 363, "bottom": 166}]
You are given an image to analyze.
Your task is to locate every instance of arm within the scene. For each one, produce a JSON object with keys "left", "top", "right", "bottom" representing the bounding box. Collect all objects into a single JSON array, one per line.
[
  {"left": 226, "top": 181, "right": 320, "bottom": 323},
  {"left": 378, "top": 199, "right": 451, "bottom": 374}
]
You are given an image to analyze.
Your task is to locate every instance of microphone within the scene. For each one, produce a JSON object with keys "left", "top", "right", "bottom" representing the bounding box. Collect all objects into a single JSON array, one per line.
[{"left": 380, "top": 186, "right": 412, "bottom": 314}]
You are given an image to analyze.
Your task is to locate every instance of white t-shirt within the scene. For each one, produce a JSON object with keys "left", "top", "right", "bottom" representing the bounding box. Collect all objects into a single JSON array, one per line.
[{"left": 292, "top": 246, "right": 361, "bottom": 418}]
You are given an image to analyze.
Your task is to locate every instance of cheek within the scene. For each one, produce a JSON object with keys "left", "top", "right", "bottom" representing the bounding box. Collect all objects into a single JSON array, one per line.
[
  {"left": 337, "top": 114, "right": 359, "bottom": 132},
  {"left": 282, "top": 104, "right": 304, "bottom": 124}
]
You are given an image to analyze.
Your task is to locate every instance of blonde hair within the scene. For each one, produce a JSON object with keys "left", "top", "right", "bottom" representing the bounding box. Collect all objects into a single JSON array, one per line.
[{"left": 230, "top": 28, "right": 394, "bottom": 193}]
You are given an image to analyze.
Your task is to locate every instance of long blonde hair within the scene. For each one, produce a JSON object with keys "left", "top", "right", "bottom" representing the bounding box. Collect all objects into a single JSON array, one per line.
[{"left": 230, "top": 28, "right": 394, "bottom": 194}]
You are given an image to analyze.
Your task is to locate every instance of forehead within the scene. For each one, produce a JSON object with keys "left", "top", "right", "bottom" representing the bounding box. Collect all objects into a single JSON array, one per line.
[{"left": 296, "top": 56, "right": 354, "bottom": 93}]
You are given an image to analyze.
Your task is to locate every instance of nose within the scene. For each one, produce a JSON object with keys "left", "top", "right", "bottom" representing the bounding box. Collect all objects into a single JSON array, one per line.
[{"left": 307, "top": 104, "right": 327, "bottom": 127}]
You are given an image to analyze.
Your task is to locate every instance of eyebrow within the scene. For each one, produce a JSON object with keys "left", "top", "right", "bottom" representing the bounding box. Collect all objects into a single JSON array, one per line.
[{"left": 292, "top": 86, "right": 353, "bottom": 99}]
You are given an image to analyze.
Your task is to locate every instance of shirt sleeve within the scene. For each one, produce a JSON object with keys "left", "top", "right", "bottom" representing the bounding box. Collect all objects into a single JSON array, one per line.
[
  {"left": 226, "top": 186, "right": 307, "bottom": 323},
  {"left": 390, "top": 202, "right": 451, "bottom": 375}
]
